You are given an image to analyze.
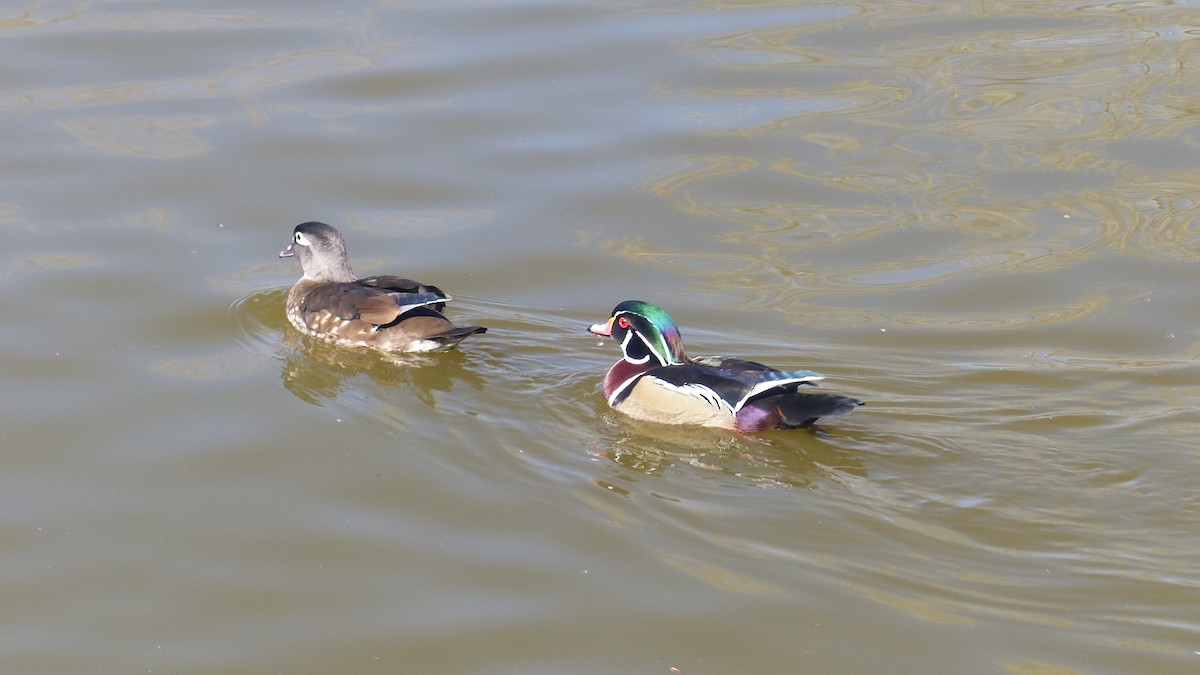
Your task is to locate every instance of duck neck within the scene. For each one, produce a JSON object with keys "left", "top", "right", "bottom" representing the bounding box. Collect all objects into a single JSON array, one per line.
[{"left": 306, "top": 258, "right": 357, "bottom": 283}]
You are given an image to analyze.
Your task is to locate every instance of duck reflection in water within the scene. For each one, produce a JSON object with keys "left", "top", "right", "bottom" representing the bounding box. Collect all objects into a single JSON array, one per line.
[
  {"left": 587, "top": 420, "right": 868, "bottom": 489},
  {"left": 278, "top": 329, "right": 480, "bottom": 406}
]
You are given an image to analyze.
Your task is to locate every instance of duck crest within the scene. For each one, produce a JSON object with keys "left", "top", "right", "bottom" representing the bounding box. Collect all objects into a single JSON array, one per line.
[{"left": 639, "top": 303, "right": 686, "bottom": 366}]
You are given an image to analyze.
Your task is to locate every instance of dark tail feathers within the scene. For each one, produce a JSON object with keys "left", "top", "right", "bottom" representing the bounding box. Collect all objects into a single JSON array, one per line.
[
  {"left": 431, "top": 325, "right": 487, "bottom": 350},
  {"left": 777, "top": 393, "right": 863, "bottom": 428}
]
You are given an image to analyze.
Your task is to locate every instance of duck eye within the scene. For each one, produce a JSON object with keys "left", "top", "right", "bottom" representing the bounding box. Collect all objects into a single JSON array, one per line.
[
  {"left": 617, "top": 316, "right": 631, "bottom": 329},
  {"left": 294, "top": 232, "right": 310, "bottom": 246}
]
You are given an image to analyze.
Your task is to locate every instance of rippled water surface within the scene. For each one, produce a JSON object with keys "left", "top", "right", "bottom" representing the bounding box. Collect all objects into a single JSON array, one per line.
[{"left": 3, "top": 1, "right": 1199, "bottom": 672}]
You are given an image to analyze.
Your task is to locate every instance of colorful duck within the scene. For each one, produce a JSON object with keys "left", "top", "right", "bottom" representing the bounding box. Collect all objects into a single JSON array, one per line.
[{"left": 589, "top": 301, "right": 862, "bottom": 431}]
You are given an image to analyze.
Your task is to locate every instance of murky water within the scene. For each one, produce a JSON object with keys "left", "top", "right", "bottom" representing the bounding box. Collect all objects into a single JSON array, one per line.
[{"left": 2, "top": 0, "right": 1199, "bottom": 672}]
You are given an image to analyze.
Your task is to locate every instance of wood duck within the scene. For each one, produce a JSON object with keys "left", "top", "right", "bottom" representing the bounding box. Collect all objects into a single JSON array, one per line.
[
  {"left": 588, "top": 300, "right": 863, "bottom": 431},
  {"left": 279, "top": 221, "right": 485, "bottom": 352}
]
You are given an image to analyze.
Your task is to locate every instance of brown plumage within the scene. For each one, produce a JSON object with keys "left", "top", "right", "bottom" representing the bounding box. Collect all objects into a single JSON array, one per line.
[{"left": 279, "top": 221, "right": 486, "bottom": 353}]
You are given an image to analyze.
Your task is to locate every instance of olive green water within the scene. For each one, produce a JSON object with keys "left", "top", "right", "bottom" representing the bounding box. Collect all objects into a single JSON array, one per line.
[{"left": 1, "top": 1, "right": 1198, "bottom": 673}]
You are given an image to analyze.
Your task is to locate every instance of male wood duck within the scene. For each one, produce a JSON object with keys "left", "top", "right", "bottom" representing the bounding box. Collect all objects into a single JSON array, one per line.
[
  {"left": 279, "top": 221, "right": 485, "bottom": 352},
  {"left": 588, "top": 301, "right": 863, "bottom": 431}
]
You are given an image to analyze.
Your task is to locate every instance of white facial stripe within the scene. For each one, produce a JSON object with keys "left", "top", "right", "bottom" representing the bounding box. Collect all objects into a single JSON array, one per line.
[
  {"left": 624, "top": 328, "right": 670, "bottom": 367},
  {"left": 639, "top": 330, "right": 669, "bottom": 366},
  {"left": 295, "top": 232, "right": 312, "bottom": 246},
  {"left": 620, "top": 330, "right": 651, "bottom": 364}
]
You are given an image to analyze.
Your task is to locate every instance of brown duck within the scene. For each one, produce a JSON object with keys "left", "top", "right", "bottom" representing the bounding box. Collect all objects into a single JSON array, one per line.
[{"left": 279, "top": 221, "right": 485, "bottom": 352}]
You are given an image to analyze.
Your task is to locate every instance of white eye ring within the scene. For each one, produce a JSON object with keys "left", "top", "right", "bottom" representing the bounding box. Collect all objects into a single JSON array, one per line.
[{"left": 294, "top": 232, "right": 312, "bottom": 246}]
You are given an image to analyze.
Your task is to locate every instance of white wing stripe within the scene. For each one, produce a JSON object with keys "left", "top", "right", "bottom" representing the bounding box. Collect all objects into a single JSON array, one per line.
[{"left": 733, "top": 375, "right": 824, "bottom": 411}]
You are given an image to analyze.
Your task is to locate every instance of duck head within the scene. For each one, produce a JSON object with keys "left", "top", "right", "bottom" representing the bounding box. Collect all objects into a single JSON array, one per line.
[
  {"left": 589, "top": 300, "right": 687, "bottom": 367},
  {"left": 279, "top": 221, "right": 356, "bottom": 283}
]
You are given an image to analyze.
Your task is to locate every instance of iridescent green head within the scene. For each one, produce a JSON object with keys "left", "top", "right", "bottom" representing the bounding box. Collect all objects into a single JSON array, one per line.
[{"left": 588, "top": 300, "right": 686, "bottom": 366}]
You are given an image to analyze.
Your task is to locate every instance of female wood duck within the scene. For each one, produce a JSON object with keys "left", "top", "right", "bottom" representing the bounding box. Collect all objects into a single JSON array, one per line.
[
  {"left": 588, "top": 301, "right": 862, "bottom": 431},
  {"left": 279, "top": 221, "right": 485, "bottom": 352}
]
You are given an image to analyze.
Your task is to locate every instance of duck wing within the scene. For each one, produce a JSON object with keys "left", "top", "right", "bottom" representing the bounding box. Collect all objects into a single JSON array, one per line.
[
  {"left": 300, "top": 283, "right": 446, "bottom": 327},
  {"left": 642, "top": 361, "right": 823, "bottom": 413},
  {"left": 359, "top": 276, "right": 448, "bottom": 313},
  {"left": 685, "top": 357, "right": 826, "bottom": 410}
]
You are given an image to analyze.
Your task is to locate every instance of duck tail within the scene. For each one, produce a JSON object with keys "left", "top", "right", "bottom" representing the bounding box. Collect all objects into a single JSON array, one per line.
[
  {"left": 429, "top": 325, "right": 487, "bottom": 350},
  {"left": 774, "top": 393, "right": 864, "bottom": 428}
]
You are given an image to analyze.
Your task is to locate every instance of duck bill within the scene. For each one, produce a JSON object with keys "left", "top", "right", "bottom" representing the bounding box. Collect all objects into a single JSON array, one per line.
[
  {"left": 279, "top": 244, "right": 295, "bottom": 258},
  {"left": 588, "top": 317, "right": 614, "bottom": 337}
]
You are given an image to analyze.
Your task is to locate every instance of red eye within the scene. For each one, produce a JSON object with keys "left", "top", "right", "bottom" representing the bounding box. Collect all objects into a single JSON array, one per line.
[{"left": 617, "top": 316, "right": 631, "bottom": 329}]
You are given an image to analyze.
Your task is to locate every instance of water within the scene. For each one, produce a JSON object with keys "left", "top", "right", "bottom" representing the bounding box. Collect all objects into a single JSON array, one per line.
[{"left": 2, "top": 0, "right": 1198, "bottom": 672}]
